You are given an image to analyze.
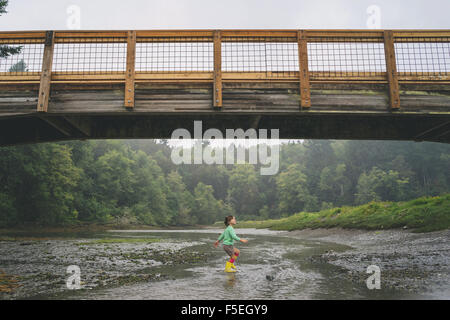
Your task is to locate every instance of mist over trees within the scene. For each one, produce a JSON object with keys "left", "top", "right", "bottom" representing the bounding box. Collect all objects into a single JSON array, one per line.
[{"left": 0, "top": 139, "right": 449, "bottom": 227}]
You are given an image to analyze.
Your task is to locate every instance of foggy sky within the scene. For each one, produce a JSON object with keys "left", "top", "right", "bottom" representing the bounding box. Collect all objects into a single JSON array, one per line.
[{"left": 0, "top": 0, "right": 449, "bottom": 31}]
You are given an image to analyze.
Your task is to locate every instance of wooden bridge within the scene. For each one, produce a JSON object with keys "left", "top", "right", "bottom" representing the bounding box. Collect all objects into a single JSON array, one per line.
[{"left": 0, "top": 29, "right": 449, "bottom": 146}]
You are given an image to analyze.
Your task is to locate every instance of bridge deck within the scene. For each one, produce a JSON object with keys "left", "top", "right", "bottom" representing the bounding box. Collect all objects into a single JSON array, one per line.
[{"left": 0, "top": 29, "right": 449, "bottom": 145}]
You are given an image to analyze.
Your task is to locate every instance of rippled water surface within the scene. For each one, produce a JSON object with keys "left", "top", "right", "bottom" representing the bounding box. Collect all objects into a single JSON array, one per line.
[
  {"left": 53, "top": 229, "right": 421, "bottom": 299},
  {"left": 1, "top": 228, "right": 440, "bottom": 300}
]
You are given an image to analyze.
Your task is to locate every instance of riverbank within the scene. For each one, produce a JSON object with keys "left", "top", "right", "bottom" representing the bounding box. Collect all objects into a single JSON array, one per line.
[
  {"left": 3, "top": 194, "right": 448, "bottom": 236},
  {"left": 234, "top": 194, "right": 450, "bottom": 233},
  {"left": 280, "top": 227, "right": 450, "bottom": 297}
]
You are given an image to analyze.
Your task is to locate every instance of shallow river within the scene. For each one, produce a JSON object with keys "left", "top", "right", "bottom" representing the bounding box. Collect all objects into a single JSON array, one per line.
[{"left": 0, "top": 228, "right": 439, "bottom": 299}]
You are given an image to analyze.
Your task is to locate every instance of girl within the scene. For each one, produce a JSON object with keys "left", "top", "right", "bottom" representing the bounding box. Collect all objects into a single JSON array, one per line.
[{"left": 214, "top": 215, "right": 248, "bottom": 272}]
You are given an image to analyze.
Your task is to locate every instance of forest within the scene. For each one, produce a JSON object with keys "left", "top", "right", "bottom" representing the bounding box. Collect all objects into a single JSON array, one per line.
[{"left": 0, "top": 139, "right": 449, "bottom": 227}]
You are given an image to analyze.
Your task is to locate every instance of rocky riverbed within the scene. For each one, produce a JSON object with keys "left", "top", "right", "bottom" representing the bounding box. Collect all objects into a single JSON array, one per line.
[
  {"left": 0, "top": 228, "right": 448, "bottom": 299},
  {"left": 0, "top": 234, "right": 209, "bottom": 299},
  {"left": 284, "top": 228, "right": 450, "bottom": 298}
]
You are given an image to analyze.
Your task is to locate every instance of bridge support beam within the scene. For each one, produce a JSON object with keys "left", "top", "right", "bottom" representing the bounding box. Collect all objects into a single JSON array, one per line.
[
  {"left": 62, "top": 116, "right": 92, "bottom": 137},
  {"left": 384, "top": 30, "right": 401, "bottom": 110},
  {"left": 36, "top": 115, "right": 90, "bottom": 139},
  {"left": 298, "top": 30, "right": 311, "bottom": 109},
  {"left": 37, "top": 31, "right": 55, "bottom": 112},
  {"left": 414, "top": 120, "right": 450, "bottom": 142},
  {"left": 125, "top": 31, "right": 136, "bottom": 109},
  {"left": 213, "top": 30, "right": 223, "bottom": 109}
]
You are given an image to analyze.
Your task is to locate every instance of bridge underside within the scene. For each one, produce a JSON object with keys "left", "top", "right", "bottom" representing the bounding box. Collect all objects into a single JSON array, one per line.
[{"left": 1, "top": 82, "right": 449, "bottom": 146}]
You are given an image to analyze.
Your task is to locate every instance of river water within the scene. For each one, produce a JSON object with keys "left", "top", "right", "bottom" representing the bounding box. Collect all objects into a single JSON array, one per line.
[{"left": 0, "top": 228, "right": 442, "bottom": 300}]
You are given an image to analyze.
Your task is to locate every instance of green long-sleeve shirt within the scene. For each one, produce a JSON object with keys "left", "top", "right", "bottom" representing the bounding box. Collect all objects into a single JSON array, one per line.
[{"left": 217, "top": 225, "right": 241, "bottom": 246}]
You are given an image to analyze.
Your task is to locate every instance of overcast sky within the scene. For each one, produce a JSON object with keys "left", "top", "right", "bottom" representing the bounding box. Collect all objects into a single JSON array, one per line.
[{"left": 0, "top": 0, "right": 449, "bottom": 31}]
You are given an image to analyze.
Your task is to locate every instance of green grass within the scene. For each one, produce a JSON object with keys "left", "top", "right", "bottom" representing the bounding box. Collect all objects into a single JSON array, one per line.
[
  {"left": 233, "top": 194, "right": 450, "bottom": 233},
  {"left": 77, "top": 238, "right": 161, "bottom": 245}
]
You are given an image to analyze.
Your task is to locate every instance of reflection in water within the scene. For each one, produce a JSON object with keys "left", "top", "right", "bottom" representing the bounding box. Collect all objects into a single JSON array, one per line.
[{"left": 224, "top": 273, "right": 237, "bottom": 289}]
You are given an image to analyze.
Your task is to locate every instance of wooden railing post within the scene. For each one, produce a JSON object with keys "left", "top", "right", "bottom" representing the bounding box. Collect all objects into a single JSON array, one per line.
[
  {"left": 384, "top": 30, "right": 400, "bottom": 110},
  {"left": 125, "top": 30, "right": 136, "bottom": 108},
  {"left": 213, "top": 30, "right": 222, "bottom": 109},
  {"left": 37, "top": 31, "right": 55, "bottom": 112},
  {"left": 298, "top": 30, "right": 311, "bottom": 109}
]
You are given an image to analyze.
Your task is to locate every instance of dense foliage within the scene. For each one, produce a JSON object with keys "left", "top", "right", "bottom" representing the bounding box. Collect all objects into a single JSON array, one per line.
[
  {"left": 0, "top": 139, "right": 449, "bottom": 227},
  {"left": 235, "top": 193, "right": 450, "bottom": 233}
]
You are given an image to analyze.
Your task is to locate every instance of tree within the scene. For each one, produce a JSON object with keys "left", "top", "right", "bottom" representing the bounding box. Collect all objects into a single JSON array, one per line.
[
  {"left": 0, "top": 192, "right": 16, "bottom": 226},
  {"left": 128, "top": 151, "right": 170, "bottom": 226},
  {"left": 193, "top": 182, "right": 221, "bottom": 225},
  {"left": 276, "top": 163, "right": 318, "bottom": 215},
  {"left": 95, "top": 149, "right": 136, "bottom": 210},
  {"left": 303, "top": 140, "right": 337, "bottom": 189},
  {"left": 319, "top": 163, "right": 352, "bottom": 206},
  {"left": 0, "top": 1, "right": 7, "bottom": 14},
  {"left": 0, "top": 1, "right": 23, "bottom": 59},
  {"left": 166, "top": 170, "right": 194, "bottom": 225},
  {"left": 1, "top": 144, "right": 81, "bottom": 225},
  {"left": 1, "top": 137, "right": 449, "bottom": 228},
  {"left": 35, "top": 144, "right": 81, "bottom": 225},
  {"left": 8, "top": 59, "right": 28, "bottom": 72},
  {"left": 355, "top": 166, "right": 410, "bottom": 204},
  {"left": 227, "top": 164, "right": 261, "bottom": 218}
]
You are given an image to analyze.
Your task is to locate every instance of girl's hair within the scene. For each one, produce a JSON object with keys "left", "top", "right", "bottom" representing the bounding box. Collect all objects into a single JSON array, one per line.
[{"left": 224, "top": 215, "right": 234, "bottom": 226}]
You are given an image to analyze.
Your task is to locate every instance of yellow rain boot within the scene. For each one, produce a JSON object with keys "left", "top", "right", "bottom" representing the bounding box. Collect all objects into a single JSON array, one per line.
[
  {"left": 226, "top": 258, "right": 237, "bottom": 269},
  {"left": 224, "top": 261, "right": 236, "bottom": 273}
]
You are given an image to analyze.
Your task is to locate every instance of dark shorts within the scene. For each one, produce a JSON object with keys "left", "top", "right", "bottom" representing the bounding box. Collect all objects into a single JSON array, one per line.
[{"left": 223, "top": 244, "right": 235, "bottom": 257}]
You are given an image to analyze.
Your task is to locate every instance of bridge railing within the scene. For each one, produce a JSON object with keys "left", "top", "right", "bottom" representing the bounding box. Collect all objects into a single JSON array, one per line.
[{"left": 0, "top": 29, "right": 449, "bottom": 110}]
